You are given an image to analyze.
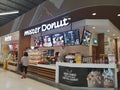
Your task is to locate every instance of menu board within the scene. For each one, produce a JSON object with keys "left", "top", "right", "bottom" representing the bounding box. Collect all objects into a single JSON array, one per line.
[
  {"left": 59, "top": 66, "right": 115, "bottom": 88},
  {"left": 43, "top": 35, "right": 52, "bottom": 47},
  {"left": 81, "top": 29, "right": 92, "bottom": 46},
  {"left": 52, "top": 33, "right": 64, "bottom": 46},
  {"left": 34, "top": 36, "right": 43, "bottom": 47},
  {"left": 64, "top": 30, "right": 80, "bottom": 46}
]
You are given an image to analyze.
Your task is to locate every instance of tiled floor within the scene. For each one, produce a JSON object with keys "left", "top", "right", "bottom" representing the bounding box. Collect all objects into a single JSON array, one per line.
[
  {"left": 0, "top": 68, "right": 60, "bottom": 90},
  {"left": 0, "top": 68, "right": 120, "bottom": 90}
]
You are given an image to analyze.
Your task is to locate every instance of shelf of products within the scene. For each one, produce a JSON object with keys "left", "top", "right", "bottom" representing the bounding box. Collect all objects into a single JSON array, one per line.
[
  {"left": 27, "top": 49, "right": 54, "bottom": 64},
  {"left": 7, "top": 61, "right": 17, "bottom": 71},
  {"left": 3, "top": 50, "right": 18, "bottom": 71}
]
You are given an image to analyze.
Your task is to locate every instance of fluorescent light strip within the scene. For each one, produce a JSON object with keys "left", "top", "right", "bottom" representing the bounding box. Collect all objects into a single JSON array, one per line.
[{"left": 0, "top": 11, "right": 19, "bottom": 16}]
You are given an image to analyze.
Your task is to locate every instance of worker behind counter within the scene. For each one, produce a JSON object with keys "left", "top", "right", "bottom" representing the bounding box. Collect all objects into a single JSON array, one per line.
[{"left": 52, "top": 52, "right": 63, "bottom": 63}]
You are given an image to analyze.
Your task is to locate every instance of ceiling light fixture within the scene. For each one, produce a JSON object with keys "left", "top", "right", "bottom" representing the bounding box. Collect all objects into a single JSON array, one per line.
[
  {"left": 113, "top": 34, "right": 115, "bottom": 36},
  {"left": 92, "top": 13, "right": 96, "bottom": 16},
  {"left": 0, "top": 11, "right": 19, "bottom": 16},
  {"left": 107, "top": 30, "right": 110, "bottom": 32},
  {"left": 117, "top": 14, "right": 120, "bottom": 16},
  {"left": 92, "top": 26, "right": 96, "bottom": 29}
]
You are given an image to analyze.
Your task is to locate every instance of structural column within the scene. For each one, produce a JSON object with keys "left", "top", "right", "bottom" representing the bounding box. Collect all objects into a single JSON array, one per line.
[{"left": 97, "top": 33, "right": 105, "bottom": 59}]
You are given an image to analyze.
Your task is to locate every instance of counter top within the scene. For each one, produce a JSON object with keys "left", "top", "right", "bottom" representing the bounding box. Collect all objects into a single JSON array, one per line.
[
  {"left": 56, "top": 62, "right": 117, "bottom": 68},
  {"left": 29, "top": 63, "right": 117, "bottom": 70},
  {"left": 29, "top": 64, "right": 56, "bottom": 70}
]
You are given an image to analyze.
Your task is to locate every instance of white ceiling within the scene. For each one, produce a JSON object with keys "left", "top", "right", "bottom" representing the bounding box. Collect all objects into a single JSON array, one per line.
[{"left": 85, "top": 19, "right": 120, "bottom": 39}]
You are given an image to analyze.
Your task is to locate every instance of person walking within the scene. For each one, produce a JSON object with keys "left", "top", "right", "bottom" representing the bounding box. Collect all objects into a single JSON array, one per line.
[{"left": 21, "top": 52, "right": 29, "bottom": 79}]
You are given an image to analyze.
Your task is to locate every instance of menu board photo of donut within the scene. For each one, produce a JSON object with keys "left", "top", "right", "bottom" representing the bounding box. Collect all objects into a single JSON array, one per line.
[
  {"left": 52, "top": 33, "right": 64, "bottom": 47},
  {"left": 81, "top": 29, "right": 92, "bottom": 47},
  {"left": 64, "top": 30, "right": 80, "bottom": 46},
  {"left": 43, "top": 35, "right": 52, "bottom": 47},
  {"left": 34, "top": 36, "right": 43, "bottom": 48}
]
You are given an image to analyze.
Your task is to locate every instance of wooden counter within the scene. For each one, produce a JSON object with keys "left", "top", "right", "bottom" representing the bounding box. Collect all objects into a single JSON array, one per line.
[{"left": 28, "top": 64, "right": 56, "bottom": 81}]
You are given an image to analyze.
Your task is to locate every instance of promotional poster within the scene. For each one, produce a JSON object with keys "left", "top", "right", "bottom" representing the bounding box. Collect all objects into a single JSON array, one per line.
[{"left": 59, "top": 66, "right": 114, "bottom": 88}]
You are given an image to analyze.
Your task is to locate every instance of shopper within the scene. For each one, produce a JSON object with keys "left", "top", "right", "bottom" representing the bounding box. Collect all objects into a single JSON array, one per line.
[{"left": 21, "top": 52, "right": 29, "bottom": 79}]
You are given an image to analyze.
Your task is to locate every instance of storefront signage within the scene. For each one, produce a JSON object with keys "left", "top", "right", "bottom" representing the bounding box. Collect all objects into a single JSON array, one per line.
[
  {"left": 5, "top": 35, "right": 12, "bottom": 41},
  {"left": 24, "top": 17, "right": 71, "bottom": 36}
]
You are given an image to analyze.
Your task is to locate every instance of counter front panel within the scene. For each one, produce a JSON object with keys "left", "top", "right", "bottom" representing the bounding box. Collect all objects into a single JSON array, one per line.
[
  {"left": 59, "top": 66, "right": 115, "bottom": 88},
  {"left": 56, "top": 62, "right": 117, "bottom": 89},
  {"left": 28, "top": 64, "right": 56, "bottom": 81}
]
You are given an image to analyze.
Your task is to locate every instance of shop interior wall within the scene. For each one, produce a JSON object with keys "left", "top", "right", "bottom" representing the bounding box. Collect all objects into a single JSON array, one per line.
[
  {"left": 97, "top": 33, "right": 105, "bottom": 59},
  {"left": 31, "top": 40, "right": 89, "bottom": 59},
  {"left": 104, "top": 34, "right": 120, "bottom": 62},
  {"left": 89, "top": 30, "right": 98, "bottom": 56},
  {"left": 0, "top": 32, "right": 19, "bottom": 62},
  {"left": 118, "top": 40, "right": 120, "bottom": 63},
  {"left": 104, "top": 35, "right": 116, "bottom": 54},
  {"left": 0, "top": 37, "right": 3, "bottom": 63},
  {"left": 72, "top": 20, "right": 98, "bottom": 56},
  {"left": 19, "top": 31, "right": 31, "bottom": 62},
  {"left": 30, "top": 20, "right": 96, "bottom": 58},
  {"left": 0, "top": 37, "right": 1, "bottom": 53},
  {"left": 0, "top": 0, "right": 119, "bottom": 61}
]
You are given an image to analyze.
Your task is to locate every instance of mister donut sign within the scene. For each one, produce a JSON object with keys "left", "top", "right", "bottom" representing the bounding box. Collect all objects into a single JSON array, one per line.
[{"left": 24, "top": 17, "right": 71, "bottom": 36}]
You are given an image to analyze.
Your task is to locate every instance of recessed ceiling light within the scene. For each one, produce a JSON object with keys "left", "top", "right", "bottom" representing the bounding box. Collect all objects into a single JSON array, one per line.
[
  {"left": 92, "top": 13, "right": 96, "bottom": 16},
  {"left": 68, "top": 18, "right": 71, "bottom": 20},
  {"left": 92, "top": 26, "right": 96, "bottom": 29},
  {"left": 107, "top": 30, "right": 110, "bottom": 32},
  {"left": 113, "top": 34, "right": 115, "bottom": 36},
  {"left": 117, "top": 14, "right": 120, "bottom": 16}
]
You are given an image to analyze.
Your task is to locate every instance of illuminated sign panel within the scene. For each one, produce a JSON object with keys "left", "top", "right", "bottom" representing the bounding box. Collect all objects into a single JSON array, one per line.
[
  {"left": 24, "top": 17, "right": 71, "bottom": 36},
  {"left": 5, "top": 36, "right": 12, "bottom": 41}
]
